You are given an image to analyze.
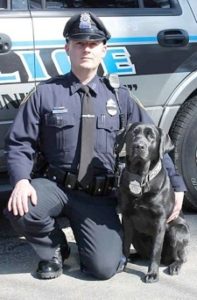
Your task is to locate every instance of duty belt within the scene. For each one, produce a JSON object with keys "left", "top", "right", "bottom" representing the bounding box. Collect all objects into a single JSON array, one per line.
[{"left": 44, "top": 165, "right": 117, "bottom": 196}]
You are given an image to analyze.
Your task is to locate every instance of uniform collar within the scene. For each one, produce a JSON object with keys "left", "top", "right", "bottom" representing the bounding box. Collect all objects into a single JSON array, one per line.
[
  {"left": 69, "top": 71, "right": 100, "bottom": 96},
  {"left": 68, "top": 72, "right": 82, "bottom": 95}
]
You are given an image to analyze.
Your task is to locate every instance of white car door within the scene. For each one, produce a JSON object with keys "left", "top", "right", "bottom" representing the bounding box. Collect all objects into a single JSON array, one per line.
[{"left": 0, "top": 0, "right": 34, "bottom": 171}]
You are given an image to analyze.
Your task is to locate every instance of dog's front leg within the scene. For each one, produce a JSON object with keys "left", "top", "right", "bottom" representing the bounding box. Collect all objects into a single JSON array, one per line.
[
  {"left": 122, "top": 216, "right": 133, "bottom": 260},
  {"left": 144, "top": 220, "right": 166, "bottom": 283}
]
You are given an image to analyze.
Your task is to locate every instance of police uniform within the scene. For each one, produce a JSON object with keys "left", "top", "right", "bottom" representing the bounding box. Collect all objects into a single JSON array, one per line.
[{"left": 5, "top": 12, "right": 186, "bottom": 280}]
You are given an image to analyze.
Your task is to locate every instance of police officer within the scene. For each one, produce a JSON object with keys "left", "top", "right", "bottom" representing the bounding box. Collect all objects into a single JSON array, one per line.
[{"left": 5, "top": 12, "right": 186, "bottom": 280}]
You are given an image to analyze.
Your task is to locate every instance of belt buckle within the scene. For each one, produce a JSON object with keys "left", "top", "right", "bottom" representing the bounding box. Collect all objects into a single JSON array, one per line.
[
  {"left": 91, "top": 176, "right": 106, "bottom": 196},
  {"left": 64, "top": 172, "right": 77, "bottom": 189},
  {"left": 104, "top": 174, "right": 115, "bottom": 194}
]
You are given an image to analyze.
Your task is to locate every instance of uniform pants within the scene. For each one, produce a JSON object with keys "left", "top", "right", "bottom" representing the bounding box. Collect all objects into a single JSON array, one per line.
[{"left": 6, "top": 178, "right": 124, "bottom": 280}]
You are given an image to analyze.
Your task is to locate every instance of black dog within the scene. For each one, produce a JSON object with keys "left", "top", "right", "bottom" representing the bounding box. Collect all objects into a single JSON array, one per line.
[{"left": 118, "top": 123, "right": 190, "bottom": 283}]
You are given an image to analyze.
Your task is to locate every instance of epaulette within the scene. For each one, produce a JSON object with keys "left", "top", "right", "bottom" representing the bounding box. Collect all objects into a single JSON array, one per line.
[
  {"left": 20, "top": 86, "right": 37, "bottom": 105},
  {"left": 101, "top": 75, "right": 145, "bottom": 109},
  {"left": 119, "top": 83, "right": 146, "bottom": 109},
  {"left": 128, "top": 90, "right": 146, "bottom": 109},
  {"left": 42, "top": 74, "right": 66, "bottom": 84}
]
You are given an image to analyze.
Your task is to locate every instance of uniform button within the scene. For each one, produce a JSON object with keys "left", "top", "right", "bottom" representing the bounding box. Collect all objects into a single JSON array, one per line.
[
  {"left": 52, "top": 176, "right": 56, "bottom": 180},
  {"left": 67, "top": 184, "right": 71, "bottom": 188}
]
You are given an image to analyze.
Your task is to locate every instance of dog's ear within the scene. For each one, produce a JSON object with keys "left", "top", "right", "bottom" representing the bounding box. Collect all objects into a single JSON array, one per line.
[
  {"left": 115, "top": 122, "right": 139, "bottom": 154},
  {"left": 126, "top": 122, "right": 140, "bottom": 134},
  {"left": 115, "top": 128, "right": 127, "bottom": 154},
  {"left": 158, "top": 128, "right": 174, "bottom": 159}
]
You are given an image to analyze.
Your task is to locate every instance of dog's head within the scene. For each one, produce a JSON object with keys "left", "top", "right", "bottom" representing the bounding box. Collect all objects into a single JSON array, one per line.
[{"left": 125, "top": 123, "right": 174, "bottom": 164}]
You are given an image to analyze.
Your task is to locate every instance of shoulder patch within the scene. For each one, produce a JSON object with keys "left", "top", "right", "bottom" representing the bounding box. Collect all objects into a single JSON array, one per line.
[{"left": 20, "top": 87, "right": 37, "bottom": 105}]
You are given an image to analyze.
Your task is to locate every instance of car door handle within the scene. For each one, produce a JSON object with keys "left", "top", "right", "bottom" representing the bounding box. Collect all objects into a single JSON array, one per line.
[
  {"left": 0, "top": 33, "right": 12, "bottom": 53},
  {"left": 157, "top": 29, "right": 189, "bottom": 47}
]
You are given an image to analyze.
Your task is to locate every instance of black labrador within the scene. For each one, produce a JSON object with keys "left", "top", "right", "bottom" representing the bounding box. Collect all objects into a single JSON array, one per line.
[{"left": 118, "top": 123, "right": 190, "bottom": 283}]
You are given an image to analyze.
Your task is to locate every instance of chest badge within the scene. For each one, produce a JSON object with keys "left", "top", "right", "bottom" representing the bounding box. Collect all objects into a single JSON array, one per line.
[{"left": 106, "top": 99, "right": 118, "bottom": 116}]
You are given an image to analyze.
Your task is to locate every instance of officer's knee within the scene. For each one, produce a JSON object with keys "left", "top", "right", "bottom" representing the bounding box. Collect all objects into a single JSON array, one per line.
[
  {"left": 92, "top": 264, "right": 116, "bottom": 280},
  {"left": 81, "top": 255, "right": 118, "bottom": 280},
  {"left": 4, "top": 208, "right": 28, "bottom": 235}
]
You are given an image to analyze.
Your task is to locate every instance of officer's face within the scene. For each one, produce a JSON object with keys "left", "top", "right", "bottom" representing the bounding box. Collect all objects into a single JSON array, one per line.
[{"left": 65, "top": 40, "right": 107, "bottom": 73}]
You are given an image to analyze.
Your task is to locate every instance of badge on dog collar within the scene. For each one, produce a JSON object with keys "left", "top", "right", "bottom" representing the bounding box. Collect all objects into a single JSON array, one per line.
[
  {"left": 129, "top": 180, "right": 142, "bottom": 196},
  {"left": 106, "top": 99, "right": 117, "bottom": 116}
]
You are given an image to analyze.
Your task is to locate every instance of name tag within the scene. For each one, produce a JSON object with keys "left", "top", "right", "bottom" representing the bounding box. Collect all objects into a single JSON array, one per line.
[{"left": 52, "top": 107, "right": 68, "bottom": 114}]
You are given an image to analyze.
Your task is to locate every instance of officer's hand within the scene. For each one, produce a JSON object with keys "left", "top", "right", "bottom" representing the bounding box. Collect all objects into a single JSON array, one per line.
[
  {"left": 167, "top": 192, "right": 184, "bottom": 223},
  {"left": 7, "top": 179, "right": 37, "bottom": 216}
]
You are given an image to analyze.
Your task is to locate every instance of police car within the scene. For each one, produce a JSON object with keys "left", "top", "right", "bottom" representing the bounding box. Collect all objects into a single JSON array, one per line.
[{"left": 0, "top": 0, "right": 197, "bottom": 209}]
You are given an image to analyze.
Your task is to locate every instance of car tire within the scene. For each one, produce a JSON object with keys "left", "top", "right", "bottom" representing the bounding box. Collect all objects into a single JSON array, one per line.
[{"left": 170, "top": 96, "right": 197, "bottom": 210}]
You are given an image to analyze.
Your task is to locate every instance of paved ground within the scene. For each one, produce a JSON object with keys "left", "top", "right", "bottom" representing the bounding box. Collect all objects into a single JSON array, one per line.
[{"left": 0, "top": 211, "right": 197, "bottom": 300}]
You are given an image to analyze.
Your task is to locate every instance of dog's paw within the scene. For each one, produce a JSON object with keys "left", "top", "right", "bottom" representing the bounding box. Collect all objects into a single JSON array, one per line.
[
  {"left": 143, "top": 272, "right": 159, "bottom": 283},
  {"left": 128, "top": 252, "right": 141, "bottom": 262},
  {"left": 168, "top": 262, "right": 182, "bottom": 275}
]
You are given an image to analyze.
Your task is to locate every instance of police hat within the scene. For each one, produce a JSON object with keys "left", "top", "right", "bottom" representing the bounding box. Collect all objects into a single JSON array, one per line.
[{"left": 63, "top": 12, "right": 111, "bottom": 42}]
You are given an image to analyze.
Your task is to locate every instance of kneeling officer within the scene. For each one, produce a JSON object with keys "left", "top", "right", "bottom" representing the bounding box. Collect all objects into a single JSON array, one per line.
[{"left": 5, "top": 12, "right": 186, "bottom": 280}]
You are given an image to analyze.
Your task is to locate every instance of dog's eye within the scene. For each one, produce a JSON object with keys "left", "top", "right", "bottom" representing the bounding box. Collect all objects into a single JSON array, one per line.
[
  {"left": 131, "top": 129, "right": 138, "bottom": 137},
  {"left": 145, "top": 129, "right": 154, "bottom": 139}
]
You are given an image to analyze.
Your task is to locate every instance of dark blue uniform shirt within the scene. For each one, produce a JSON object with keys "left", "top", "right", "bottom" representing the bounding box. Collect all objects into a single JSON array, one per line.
[{"left": 5, "top": 72, "right": 186, "bottom": 191}]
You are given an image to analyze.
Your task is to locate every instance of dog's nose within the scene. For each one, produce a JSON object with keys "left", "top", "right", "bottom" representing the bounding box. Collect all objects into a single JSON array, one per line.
[{"left": 134, "top": 141, "right": 145, "bottom": 150}]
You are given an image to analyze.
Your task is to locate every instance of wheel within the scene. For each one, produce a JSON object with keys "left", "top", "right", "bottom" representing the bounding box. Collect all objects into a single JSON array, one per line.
[{"left": 169, "top": 96, "right": 197, "bottom": 210}]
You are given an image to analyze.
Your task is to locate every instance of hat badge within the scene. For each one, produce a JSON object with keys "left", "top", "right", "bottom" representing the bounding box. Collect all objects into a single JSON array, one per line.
[{"left": 79, "top": 13, "right": 92, "bottom": 29}]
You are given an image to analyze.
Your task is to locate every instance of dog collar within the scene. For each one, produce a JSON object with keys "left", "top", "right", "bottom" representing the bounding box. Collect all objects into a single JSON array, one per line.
[
  {"left": 147, "top": 160, "right": 162, "bottom": 182},
  {"left": 128, "top": 160, "right": 162, "bottom": 196}
]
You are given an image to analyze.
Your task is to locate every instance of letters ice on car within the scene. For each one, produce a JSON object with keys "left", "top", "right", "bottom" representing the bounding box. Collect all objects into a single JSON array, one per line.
[{"left": 0, "top": 40, "right": 136, "bottom": 84}]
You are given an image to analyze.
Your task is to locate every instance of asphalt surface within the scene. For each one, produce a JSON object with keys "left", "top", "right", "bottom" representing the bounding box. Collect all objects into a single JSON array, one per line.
[{"left": 0, "top": 210, "right": 197, "bottom": 300}]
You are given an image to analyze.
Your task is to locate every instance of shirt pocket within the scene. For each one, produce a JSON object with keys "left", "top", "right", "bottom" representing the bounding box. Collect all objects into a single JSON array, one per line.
[
  {"left": 96, "top": 114, "right": 120, "bottom": 153},
  {"left": 43, "top": 112, "right": 77, "bottom": 150}
]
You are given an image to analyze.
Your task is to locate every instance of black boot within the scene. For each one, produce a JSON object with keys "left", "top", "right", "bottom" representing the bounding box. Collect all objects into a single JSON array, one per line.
[{"left": 36, "top": 242, "right": 70, "bottom": 279}]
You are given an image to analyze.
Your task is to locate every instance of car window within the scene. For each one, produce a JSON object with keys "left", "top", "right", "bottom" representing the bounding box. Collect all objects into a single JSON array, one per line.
[
  {"left": 30, "top": 0, "right": 42, "bottom": 8},
  {"left": 29, "top": 0, "right": 172, "bottom": 9},
  {"left": 0, "top": 0, "right": 28, "bottom": 9},
  {"left": 0, "top": 0, "right": 7, "bottom": 9},
  {"left": 12, "top": 0, "right": 28, "bottom": 9}
]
